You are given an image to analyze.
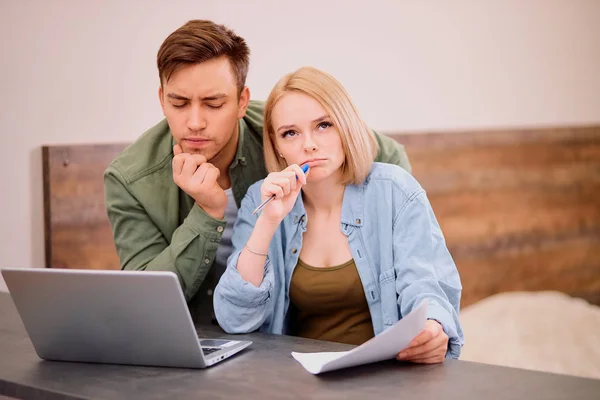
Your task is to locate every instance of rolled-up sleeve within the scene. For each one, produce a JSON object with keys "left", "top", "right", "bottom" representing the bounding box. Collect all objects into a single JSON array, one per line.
[
  {"left": 213, "top": 186, "right": 275, "bottom": 333},
  {"left": 393, "top": 190, "right": 464, "bottom": 359}
]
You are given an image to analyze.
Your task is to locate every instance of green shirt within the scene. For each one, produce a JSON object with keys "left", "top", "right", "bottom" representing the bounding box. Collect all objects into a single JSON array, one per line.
[{"left": 104, "top": 100, "right": 411, "bottom": 305}]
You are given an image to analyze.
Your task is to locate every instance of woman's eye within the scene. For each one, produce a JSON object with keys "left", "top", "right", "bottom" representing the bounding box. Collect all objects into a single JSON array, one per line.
[
  {"left": 317, "top": 121, "right": 332, "bottom": 130},
  {"left": 282, "top": 130, "right": 297, "bottom": 138}
]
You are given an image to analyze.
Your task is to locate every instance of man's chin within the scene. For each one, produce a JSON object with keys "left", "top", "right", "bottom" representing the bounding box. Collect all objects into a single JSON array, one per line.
[{"left": 182, "top": 145, "right": 211, "bottom": 157}]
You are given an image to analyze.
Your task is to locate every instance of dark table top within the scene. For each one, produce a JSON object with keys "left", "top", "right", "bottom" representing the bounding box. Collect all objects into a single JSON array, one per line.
[{"left": 1, "top": 292, "right": 599, "bottom": 400}]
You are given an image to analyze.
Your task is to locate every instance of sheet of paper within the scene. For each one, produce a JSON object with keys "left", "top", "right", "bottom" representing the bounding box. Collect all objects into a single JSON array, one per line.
[{"left": 291, "top": 300, "right": 427, "bottom": 374}]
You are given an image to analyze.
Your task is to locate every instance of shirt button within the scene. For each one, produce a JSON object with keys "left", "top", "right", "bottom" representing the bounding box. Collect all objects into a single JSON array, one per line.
[
  {"left": 204, "top": 258, "right": 210, "bottom": 264},
  {"left": 293, "top": 216, "right": 299, "bottom": 223},
  {"left": 217, "top": 226, "right": 224, "bottom": 233},
  {"left": 301, "top": 216, "right": 306, "bottom": 223},
  {"left": 291, "top": 248, "right": 298, "bottom": 254},
  {"left": 207, "top": 289, "right": 213, "bottom": 296},
  {"left": 356, "top": 219, "right": 361, "bottom": 224}
]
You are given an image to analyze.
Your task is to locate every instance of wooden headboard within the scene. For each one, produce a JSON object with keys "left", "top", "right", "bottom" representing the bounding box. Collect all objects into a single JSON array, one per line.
[{"left": 42, "top": 125, "right": 600, "bottom": 307}]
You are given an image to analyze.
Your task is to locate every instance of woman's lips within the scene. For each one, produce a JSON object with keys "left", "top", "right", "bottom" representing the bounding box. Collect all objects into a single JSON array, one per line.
[{"left": 302, "top": 158, "right": 327, "bottom": 167}]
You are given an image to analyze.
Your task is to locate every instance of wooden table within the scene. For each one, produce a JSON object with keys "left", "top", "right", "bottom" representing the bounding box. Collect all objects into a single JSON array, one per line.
[{"left": 1, "top": 292, "right": 598, "bottom": 399}]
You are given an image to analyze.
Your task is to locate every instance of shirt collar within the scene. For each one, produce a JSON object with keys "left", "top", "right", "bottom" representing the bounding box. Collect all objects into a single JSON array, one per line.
[
  {"left": 290, "top": 181, "right": 365, "bottom": 228},
  {"left": 230, "top": 118, "right": 249, "bottom": 169}
]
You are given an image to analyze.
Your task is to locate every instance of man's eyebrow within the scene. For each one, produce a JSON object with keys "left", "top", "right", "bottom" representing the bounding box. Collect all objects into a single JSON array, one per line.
[
  {"left": 166, "top": 93, "right": 228, "bottom": 101},
  {"left": 166, "top": 93, "right": 189, "bottom": 101},
  {"left": 202, "top": 93, "right": 228, "bottom": 101}
]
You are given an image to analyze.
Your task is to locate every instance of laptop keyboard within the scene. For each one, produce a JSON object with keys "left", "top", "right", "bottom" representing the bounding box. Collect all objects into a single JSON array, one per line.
[{"left": 202, "top": 347, "right": 220, "bottom": 356}]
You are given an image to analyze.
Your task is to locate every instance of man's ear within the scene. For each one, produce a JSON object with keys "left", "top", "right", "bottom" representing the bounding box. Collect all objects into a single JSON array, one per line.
[
  {"left": 158, "top": 86, "right": 165, "bottom": 114},
  {"left": 237, "top": 86, "right": 250, "bottom": 119}
]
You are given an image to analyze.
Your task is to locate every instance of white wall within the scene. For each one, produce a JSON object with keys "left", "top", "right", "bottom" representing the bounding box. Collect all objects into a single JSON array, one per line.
[{"left": 1, "top": 0, "right": 599, "bottom": 292}]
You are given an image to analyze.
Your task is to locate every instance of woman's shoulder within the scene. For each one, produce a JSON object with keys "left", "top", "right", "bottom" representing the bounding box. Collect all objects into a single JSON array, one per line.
[
  {"left": 241, "top": 179, "right": 266, "bottom": 208},
  {"left": 354, "top": 163, "right": 427, "bottom": 218},
  {"left": 364, "top": 162, "right": 424, "bottom": 198}
]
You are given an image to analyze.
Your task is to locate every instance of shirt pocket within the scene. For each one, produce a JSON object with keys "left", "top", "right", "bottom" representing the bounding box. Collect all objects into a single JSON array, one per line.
[{"left": 379, "top": 268, "right": 399, "bottom": 326}]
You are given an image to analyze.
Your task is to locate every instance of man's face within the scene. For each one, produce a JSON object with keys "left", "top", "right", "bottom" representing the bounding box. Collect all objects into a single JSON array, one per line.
[{"left": 159, "top": 56, "right": 249, "bottom": 161}]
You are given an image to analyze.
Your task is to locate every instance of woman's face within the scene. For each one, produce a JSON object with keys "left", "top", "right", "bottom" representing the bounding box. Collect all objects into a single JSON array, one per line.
[{"left": 270, "top": 92, "right": 345, "bottom": 183}]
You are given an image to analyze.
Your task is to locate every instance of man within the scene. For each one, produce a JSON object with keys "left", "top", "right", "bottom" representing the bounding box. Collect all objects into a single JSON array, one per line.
[{"left": 104, "top": 20, "right": 411, "bottom": 322}]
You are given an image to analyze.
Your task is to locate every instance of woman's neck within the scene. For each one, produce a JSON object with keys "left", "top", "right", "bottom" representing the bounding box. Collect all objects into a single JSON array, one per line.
[{"left": 301, "top": 173, "right": 345, "bottom": 216}]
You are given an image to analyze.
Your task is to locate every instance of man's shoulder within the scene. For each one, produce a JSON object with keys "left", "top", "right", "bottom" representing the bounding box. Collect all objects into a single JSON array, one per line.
[
  {"left": 243, "top": 100, "right": 266, "bottom": 136},
  {"left": 105, "top": 118, "right": 173, "bottom": 184}
]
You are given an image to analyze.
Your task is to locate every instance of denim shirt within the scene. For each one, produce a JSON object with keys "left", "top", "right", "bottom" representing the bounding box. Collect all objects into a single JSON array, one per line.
[{"left": 214, "top": 163, "right": 464, "bottom": 358}]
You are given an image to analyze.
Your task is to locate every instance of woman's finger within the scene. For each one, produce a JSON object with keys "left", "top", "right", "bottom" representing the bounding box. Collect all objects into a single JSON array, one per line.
[
  {"left": 397, "top": 332, "right": 447, "bottom": 359},
  {"left": 287, "top": 164, "right": 307, "bottom": 185},
  {"left": 262, "top": 183, "right": 285, "bottom": 199},
  {"left": 269, "top": 177, "right": 292, "bottom": 196},
  {"left": 406, "top": 353, "right": 445, "bottom": 364}
]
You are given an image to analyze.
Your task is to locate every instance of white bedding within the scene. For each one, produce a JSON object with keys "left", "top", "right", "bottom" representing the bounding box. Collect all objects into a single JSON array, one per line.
[{"left": 459, "top": 291, "right": 600, "bottom": 379}]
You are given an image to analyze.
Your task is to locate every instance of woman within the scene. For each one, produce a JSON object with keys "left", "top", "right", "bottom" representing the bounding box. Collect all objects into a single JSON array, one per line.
[{"left": 214, "top": 67, "right": 464, "bottom": 363}]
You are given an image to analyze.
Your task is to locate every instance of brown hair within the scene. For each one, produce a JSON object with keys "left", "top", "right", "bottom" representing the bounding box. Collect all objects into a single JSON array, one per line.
[
  {"left": 264, "top": 67, "right": 378, "bottom": 185},
  {"left": 157, "top": 20, "right": 250, "bottom": 93}
]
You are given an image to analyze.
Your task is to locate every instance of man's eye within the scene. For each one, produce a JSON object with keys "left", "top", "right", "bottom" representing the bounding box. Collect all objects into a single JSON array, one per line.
[
  {"left": 172, "top": 103, "right": 186, "bottom": 109},
  {"left": 206, "top": 104, "right": 224, "bottom": 109}
]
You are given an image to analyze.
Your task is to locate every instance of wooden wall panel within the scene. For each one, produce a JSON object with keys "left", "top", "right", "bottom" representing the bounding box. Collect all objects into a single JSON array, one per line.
[
  {"left": 42, "top": 144, "right": 128, "bottom": 270},
  {"left": 389, "top": 126, "right": 600, "bottom": 307},
  {"left": 42, "top": 125, "right": 600, "bottom": 307}
]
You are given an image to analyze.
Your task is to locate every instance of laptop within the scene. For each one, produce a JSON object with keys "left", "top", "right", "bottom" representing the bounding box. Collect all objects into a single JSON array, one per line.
[{"left": 1, "top": 267, "right": 252, "bottom": 369}]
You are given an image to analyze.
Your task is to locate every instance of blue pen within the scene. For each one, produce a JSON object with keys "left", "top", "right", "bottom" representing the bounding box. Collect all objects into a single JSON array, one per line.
[{"left": 251, "top": 164, "right": 310, "bottom": 215}]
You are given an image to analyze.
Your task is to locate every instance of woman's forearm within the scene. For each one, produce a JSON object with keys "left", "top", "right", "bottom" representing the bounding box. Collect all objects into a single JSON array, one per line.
[{"left": 236, "top": 215, "right": 280, "bottom": 287}]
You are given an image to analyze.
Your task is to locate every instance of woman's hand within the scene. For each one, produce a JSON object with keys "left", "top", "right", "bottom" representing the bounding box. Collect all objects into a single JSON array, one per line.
[
  {"left": 259, "top": 164, "right": 308, "bottom": 223},
  {"left": 396, "top": 320, "right": 449, "bottom": 364}
]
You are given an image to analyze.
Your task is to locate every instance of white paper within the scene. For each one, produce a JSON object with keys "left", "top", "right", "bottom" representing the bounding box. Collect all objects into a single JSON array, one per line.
[{"left": 291, "top": 300, "right": 428, "bottom": 374}]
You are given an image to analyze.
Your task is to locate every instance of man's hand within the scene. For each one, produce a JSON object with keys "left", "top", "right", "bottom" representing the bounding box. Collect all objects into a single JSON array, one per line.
[
  {"left": 172, "top": 144, "right": 228, "bottom": 219},
  {"left": 396, "top": 320, "right": 448, "bottom": 364}
]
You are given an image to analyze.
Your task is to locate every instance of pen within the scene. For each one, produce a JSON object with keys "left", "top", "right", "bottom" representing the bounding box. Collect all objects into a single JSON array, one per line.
[{"left": 251, "top": 164, "right": 310, "bottom": 215}]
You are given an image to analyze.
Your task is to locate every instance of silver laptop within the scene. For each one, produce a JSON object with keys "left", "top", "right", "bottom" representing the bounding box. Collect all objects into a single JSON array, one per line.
[{"left": 1, "top": 267, "right": 252, "bottom": 369}]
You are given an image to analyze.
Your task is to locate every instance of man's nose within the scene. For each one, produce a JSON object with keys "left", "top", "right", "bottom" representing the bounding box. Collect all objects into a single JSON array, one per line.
[{"left": 187, "top": 105, "right": 207, "bottom": 131}]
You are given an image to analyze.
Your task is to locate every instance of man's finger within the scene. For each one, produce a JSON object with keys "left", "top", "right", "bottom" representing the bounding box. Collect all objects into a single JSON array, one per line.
[
  {"left": 193, "top": 163, "right": 213, "bottom": 185},
  {"left": 173, "top": 144, "right": 183, "bottom": 156},
  {"left": 172, "top": 154, "right": 185, "bottom": 176},
  {"left": 190, "top": 154, "right": 208, "bottom": 166},
  {"left": 182, "top": 156, "right": 198, "bottom": 177},
  {"left": 202, "top": 167, "right": 220, "bottom": 187}
]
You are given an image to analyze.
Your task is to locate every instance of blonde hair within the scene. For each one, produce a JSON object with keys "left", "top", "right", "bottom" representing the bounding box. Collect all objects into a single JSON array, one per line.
[{"left": 263, "top": 67, "right": 378, "bottom": 185}]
